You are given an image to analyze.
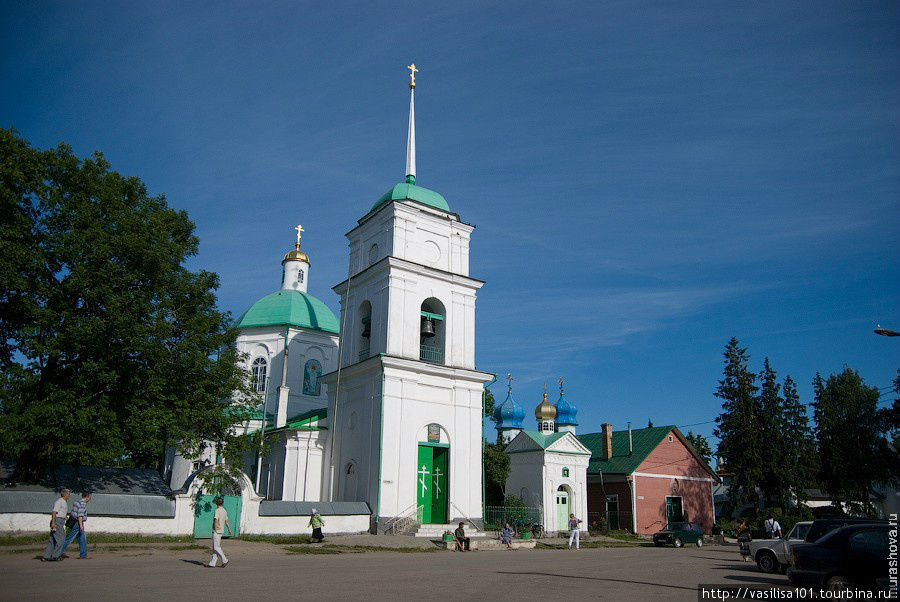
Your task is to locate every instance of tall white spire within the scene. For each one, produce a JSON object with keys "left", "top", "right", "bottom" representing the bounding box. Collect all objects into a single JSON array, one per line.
[{"left": 405, "top": 63, "right": 418, "bottom": 184}]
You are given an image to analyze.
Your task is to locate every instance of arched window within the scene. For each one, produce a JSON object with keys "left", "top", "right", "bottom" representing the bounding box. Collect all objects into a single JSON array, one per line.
[
  {"left": 298, "top": 269, "right": 304, "bottom": 284},
  {"left": 419, "top": 298, "right": 446, "bottom": 365},
  {"left": 358, "top": 300, "right": 372, "bottom": 362},
  {"left": 303, "top": 359, "right": 322, "bottom": 396},
  {"left": 251, "top": 357, "right": 267, "bottom": 393}
]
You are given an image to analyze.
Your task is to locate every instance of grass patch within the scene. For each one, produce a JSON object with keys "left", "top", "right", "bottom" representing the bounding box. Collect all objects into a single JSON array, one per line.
[
  {"left": 535, "top": 540, "right": 639, "bottom": 550},
  {"left": 0, "top": 533, "right": 192, "bottom": 546},
  {"left": 603, "top": 530, "right": 647, "bottom": 543},
  {"left": 284, "top": 544, "right": 439, "bottom": 555},
  {"left": 285, "top": 545, "right": 344, "bottom": 555},
  {"left": 167, "top": 544, "right": 208, "bottom": 551},
  {"left": 237, "top": 534, "right": 313, "bottom": 545}
]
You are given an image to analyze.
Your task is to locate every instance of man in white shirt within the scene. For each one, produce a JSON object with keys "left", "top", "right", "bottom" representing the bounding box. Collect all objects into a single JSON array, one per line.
[
  {"left": 765, "top": 515, "right": 782, "bottom": 538},
  {"left": 42, "top": 488, "right": 71, "bottom": 561},
  {"left": 208, "top": 497, "right": 232, "bottom": 568}
]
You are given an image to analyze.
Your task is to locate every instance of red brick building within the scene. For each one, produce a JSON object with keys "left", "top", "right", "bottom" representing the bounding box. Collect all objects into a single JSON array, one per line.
[{"left": 578, "top": 425, "right": 719, "bottom": 535}]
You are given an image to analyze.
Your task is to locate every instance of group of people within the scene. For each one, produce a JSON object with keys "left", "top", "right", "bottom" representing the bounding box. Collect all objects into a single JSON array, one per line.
[
  {"left": 492, "top": 513, "right": 584, "bottom": 551},
  {"left": 736, "top": 513, "right": 783, "bottom": 561},
  {"left": 207, "top": 499, "right": 326, "bottom": 567},
  {"left": 42, "top": 489, "right": 92, "bottom": 561}
]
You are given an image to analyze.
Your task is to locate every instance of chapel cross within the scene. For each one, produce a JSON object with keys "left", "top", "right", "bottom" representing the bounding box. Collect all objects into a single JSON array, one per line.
[
  {"left": 559, "top": 376, "right": 565, "bottom": 395},
  {"left": 294, "top": 224, "right": 304, "bottom": 246},
  {"left": 506, "top": 373, "right": 514, "bottom": 394},
  {"left": 407, "top": 63, "right": 419, "bottom": 88},
  {"left": 432, "top": 467, "right": 443, "bottom": 498},
  {"left": 418, "top": 464, "right": 430, "bottom": 497}
]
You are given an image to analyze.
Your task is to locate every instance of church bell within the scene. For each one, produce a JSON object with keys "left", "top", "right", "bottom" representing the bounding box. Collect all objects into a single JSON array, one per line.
[{"left": 420, "top": 316, "right": 436, "bottom": 338}]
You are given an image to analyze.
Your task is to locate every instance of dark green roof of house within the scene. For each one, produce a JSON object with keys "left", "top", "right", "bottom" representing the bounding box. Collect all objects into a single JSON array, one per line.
[
  {"left": 371, "top": 181, "right": 450, "bottom": 214},
  {"left": 578, "top": 425, "right": 670, "bottom": 475},
  {"left": 237, "top": 290, "right": 339, "bottom": 333},
  {"left": 262, "top": 407, "right": 328, "bottom": 435}
]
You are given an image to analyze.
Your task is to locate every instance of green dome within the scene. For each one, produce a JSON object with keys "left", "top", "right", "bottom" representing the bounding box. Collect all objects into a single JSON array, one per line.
[
  {"left": 371, "top": 181, "right": 450, "bottom": 213},
  {"left": 237, "top": 290, "right": 339, "bottom": 333}
]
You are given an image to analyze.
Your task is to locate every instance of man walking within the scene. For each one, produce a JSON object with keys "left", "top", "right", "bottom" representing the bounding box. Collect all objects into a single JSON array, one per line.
[
  {"left": 61, "top": 491, "right": 92, "bottom": 559},
  {"left": 568, "top": 513, "right": 583, "bottom": 549},
  {"left": 42, "top": 488, "right": 71, "bottom": 561},
  {"left": 208, "top": 497, "right": 232, "bottom": 568}
]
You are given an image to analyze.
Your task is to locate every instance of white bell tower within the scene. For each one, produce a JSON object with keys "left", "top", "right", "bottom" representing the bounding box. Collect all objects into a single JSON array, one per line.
[{"left": 323, "top": 65, "right": 492, "bottom": 531}]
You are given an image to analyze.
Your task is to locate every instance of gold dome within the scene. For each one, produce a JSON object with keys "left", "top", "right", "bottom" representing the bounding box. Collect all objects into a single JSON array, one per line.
[
  {"left": 283, "top": 243, "right": 309, "bottom": 264},
  {"left": 535, "top": 391, "right": 557, "bottom": 421}
]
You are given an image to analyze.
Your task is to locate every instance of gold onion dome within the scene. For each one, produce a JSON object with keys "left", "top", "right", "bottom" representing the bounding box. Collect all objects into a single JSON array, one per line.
[
  {"left": 535, "top": 391, "right": 557, "bottom": 421},
  {"left": 282, "top": 243, "right": 309, "bottom": 264}
]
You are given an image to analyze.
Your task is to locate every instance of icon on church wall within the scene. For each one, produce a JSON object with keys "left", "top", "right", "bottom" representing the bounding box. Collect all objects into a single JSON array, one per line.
[
  {"left": 427, "top": 423, "right": 441, "bottom": 443},
  {"left": 303, "top": 359, "right": 322, "bottom": 396}
]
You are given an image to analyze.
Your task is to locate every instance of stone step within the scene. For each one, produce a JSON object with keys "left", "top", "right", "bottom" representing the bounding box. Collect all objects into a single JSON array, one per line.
[{"left": 414, "top": 524, "right": 484, "bottom": 538}]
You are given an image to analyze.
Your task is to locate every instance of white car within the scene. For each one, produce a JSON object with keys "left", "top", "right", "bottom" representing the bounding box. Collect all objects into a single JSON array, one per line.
[{"left": 748, "top": 521, "right": 812, "bottom": 573}]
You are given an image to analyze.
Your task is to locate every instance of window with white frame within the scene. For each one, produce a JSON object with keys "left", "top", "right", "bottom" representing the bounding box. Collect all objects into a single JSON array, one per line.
[{"left": 251, "top": 357, "right": 267, "bottom": 393}]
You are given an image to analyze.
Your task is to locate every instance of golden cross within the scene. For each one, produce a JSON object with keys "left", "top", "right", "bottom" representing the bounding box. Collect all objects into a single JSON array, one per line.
[
  {"left": 407, "top": 63, "right": 419, "bottom": 87},
  {"left": 294, "top": 224, "right": 304, "bottom": 246}
]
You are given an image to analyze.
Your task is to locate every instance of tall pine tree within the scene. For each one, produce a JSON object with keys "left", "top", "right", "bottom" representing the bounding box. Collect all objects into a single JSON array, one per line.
[
  {"left": 780, "top": 375, "right": 817, "bottom": 508},
  {"left": 756, "top": 358, "right": 786, "bottom": 505},
  {"left": 813, "top": 368, "right": 890, "bottom": 516},
  {"left": 714, "top": 338, "right": 762, "bottom": 507}
]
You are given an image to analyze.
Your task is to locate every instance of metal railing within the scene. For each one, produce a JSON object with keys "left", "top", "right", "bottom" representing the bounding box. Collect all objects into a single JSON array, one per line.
[
  {"left": 419, "top": 344, "right": 444, "bottom": 364},
  {"left": 484, "top": 505, "right": 543, "bottom": 531},
  {"left": 384, "top": 503, "right": 423, "bottom": 535},
  {"left": 450, "top": 502, "right": 481, "bottom": 532}
]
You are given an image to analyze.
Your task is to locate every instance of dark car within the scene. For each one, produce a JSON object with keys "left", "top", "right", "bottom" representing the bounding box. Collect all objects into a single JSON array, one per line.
[
  {"left": 804, "top": 517, "right": 887, "bottom": 543},
  {"left": 653, "top": 522, "right": 704, "bottom": 548},
  {"left": 787, "top": 523, "right": 892, "bottom": 593}
]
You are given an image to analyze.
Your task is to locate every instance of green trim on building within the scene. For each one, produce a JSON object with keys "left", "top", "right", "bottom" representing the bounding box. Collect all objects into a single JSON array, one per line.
[
  {"left": 370, "top": 182, "right": 451, "bottom": 214},
  {"left": 418, "top": 441, "right": 450, "bottom": 448},
  {"left": 237, "top": 290, "right": 339, "bottom": 333}
]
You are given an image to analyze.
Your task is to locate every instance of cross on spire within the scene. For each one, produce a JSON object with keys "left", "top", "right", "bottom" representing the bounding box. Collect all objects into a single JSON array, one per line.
[
  {"left": 407, "top": 63, "right": 418, "bottom": 88},
  {"left": 559, "top": 376, "right": 565, "bottom": 396},
  {"left": 294, "top": 224, "right": 304, "bottom": 247},
  {"left": 506, "top": 373, "right": 514, "bottom": 395}
]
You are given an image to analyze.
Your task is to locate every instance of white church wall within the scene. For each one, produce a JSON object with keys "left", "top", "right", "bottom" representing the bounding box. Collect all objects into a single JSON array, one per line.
[
  {"left": 507, "top": 451, "right": 547, "bottom": 511},
  {"left": 377, "top": 359, "right": 487, "bottom": 524},
  {"left": 541, "top": 450, "right": 590, "bottom": 533}
]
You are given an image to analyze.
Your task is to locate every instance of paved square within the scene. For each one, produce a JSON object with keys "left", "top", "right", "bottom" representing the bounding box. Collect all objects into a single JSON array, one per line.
[{"left": 1, "top": 542, "right": 793, "bottom": 601}]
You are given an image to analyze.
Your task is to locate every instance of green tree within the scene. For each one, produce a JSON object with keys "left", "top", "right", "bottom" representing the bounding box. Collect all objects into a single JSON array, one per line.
[
  {"left": 779, "top": 375, "right": 817, "bottom": 508},
  {"left": 483, "top": 442, "right": 510, "bottom": 505},
  {"left": 813, "top": 368, "right": 894, "bottom": 515},
  {"left": 0, "top": 129, "right": 254, "bottom": 481},
  {"left": 713, "top": 337, "right": 763, "bottom": 507},
  {"left": 483, "top": 388, "right": 496, "bottom": 422},
  {"left": 685, "top": 431, "right": 713, "bottom": 464},
  {"left": 756, "top": 358, "right": 786, "bottom": 505}
]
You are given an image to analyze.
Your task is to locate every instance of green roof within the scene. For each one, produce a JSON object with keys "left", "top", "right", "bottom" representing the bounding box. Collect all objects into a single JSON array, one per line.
[
  {"left": 578, "top": 425, "right": 675, "bottom": 475},
  {"left": 237, "top": 290, "right": 339, "bottom": 333},
  {"left": 371, "top": 182, "right": 450, "bottom": 214},
  {"left": 284, "top": 407, "right": 327, "bottom": 429},
  {"left": 520, "top": 431, "right": 568, "bottom": 450}
]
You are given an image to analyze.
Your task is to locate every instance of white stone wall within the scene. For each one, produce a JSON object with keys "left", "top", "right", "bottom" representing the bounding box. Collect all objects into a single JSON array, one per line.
[
  {"left": 540, "top": 451, "right": 590, "bottom": 533},
  {"left": 265, "top": 429, "right": 327, "bottom": 502}
]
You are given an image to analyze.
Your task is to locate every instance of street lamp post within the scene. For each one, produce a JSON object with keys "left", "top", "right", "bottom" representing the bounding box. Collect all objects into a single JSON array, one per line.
[{"left": 874, "top": 324, "right": 900, "bottom": 337}]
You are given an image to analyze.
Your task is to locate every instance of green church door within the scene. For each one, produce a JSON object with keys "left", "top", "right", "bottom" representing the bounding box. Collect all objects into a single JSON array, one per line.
[
  {"left": 556, "top": 489, "right": 570, "bottom": 531},
  {"left": 416, "top": 444, "right": 448, "bottom": 524}
]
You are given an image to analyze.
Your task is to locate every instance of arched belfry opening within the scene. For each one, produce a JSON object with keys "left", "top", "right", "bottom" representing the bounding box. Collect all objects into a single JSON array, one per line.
[
  {"left": 358, "top": 300, "right": 372, "bottom": 361},
  {"left": 419, "top": 298, "right": 445, "bottom": 365}
]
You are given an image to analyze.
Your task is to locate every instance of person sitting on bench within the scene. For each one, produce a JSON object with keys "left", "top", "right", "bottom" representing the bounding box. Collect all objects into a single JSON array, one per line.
[
  {"left": 454, "top": 522, "right": 471, "bottom": 551},
  {"left": 500, "top": 523, "right": 514, "bottom": 548}
]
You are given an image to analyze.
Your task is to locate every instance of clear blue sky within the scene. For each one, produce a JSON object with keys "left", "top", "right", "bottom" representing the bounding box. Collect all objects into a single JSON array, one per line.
[{"left": 3, "top": 2, "right": 898, "bottom": 447}]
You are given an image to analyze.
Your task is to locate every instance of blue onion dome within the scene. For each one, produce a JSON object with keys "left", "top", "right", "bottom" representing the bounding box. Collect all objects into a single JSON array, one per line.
[
  {"left": 555, "top": 392, "right": 578, "bottom": 426},
  {"left": 494, "top": 392, "right": 525, "bottom": 429}
]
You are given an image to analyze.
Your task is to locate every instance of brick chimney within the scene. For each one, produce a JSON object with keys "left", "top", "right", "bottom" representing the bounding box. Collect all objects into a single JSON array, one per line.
[{"left": 601, "top": 423, "right": 613, "bottom": 460}]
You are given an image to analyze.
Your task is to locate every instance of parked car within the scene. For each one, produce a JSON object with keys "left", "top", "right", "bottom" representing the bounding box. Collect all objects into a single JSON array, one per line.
[
  {"left": 804, "top": 517, "right": 887, "bottom": 543},
  {"left": 788, "top": 524, "right": 892, "bottom": 593},
  {"left": 653, "top": 522, "right": 704, "bottom": 548},
  {"left": 748, "top": 520, "right": 812, "bottom": 573}
]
